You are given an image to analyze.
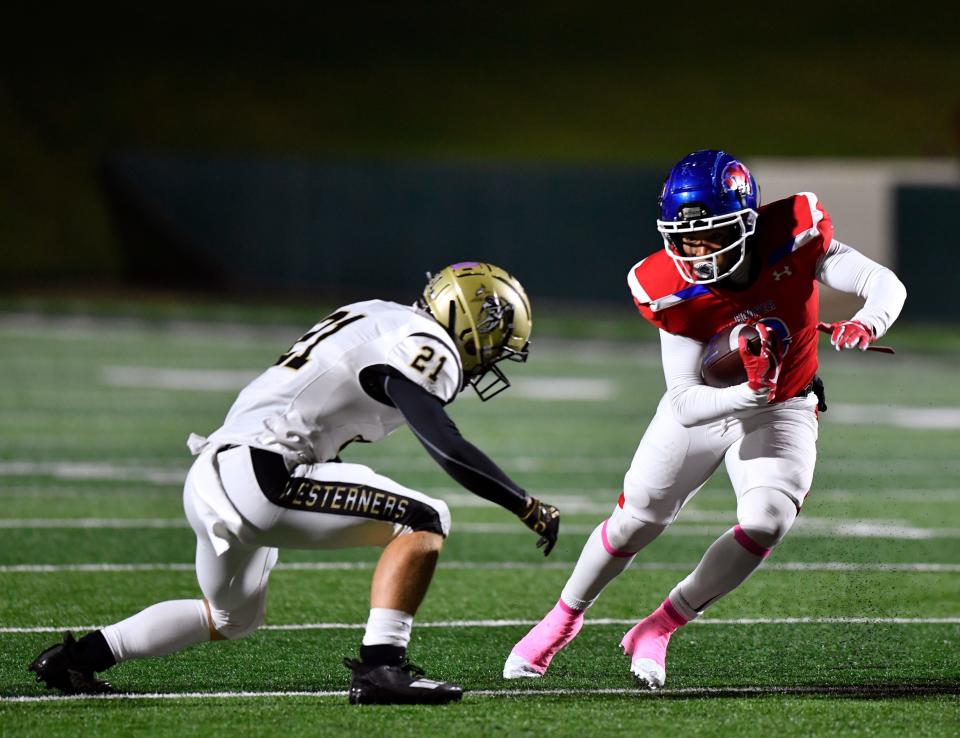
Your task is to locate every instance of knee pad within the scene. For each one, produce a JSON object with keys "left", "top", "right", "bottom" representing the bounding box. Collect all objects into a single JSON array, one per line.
[
  {"left": 207, "top": 598, "right": 267, "bottom": 641},
  {"left": 604, "top": 502, "right": 667, "bottom": 554},
  {"left": 736, "top": 487, "right": 798, "bottom": 549}
]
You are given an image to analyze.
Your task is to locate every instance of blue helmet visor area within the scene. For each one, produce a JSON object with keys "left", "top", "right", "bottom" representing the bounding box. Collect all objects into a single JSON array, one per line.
[{"left": 657, "top": 208, "right": 758, "bottom": 284}]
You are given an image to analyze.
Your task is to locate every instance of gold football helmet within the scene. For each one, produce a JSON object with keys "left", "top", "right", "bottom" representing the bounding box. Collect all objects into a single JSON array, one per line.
[{"left": 418, "top": 261, "right": 532, "bottom": 400}]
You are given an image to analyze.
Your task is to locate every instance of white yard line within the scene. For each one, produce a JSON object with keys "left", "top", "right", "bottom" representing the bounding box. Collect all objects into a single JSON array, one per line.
[
  {"left": 0, "top": 315, "right": 662, "bottom": 364},
  {"left": 3, "top": 484, "right": 958, "bottom": 507},
  {"left": 100, "top": 367, "right": 618, "bottom": 401},
  {"left": 97, "top": 366, "right": 960, "bottom": 424},
  {"left": 1, "top": 561, "right": 957, "bottom": 574},
  {"left": 439, "top": 494, "right": 731, "bottom": 518},
  {"left": 2, "top": 683, "right": 953, "bottom": 703},
  {"left": 101, "top": 367, "right": 258, "bottom": 392},
  {"left": 810, "top": 489, "right": 960, "bottom": 502},
  {"left": 4, "top": 691, "right": 348, "bottom": 703},
  {"left": 0, "top": 462, "right": 185, "bottom": 485},
  {"left": 3, "top": 458, "right": 960, "bottom": 482},
  {"left": 4, "top": 616, "right": 958, "bottom": 635},
  {"left": 1, "top": 517, "right": 959, "bottom": 539},
  {"left": 829, "top": 403, "right": 960, "bottom": 430},
  {"left": 0, "top": 518, "right": 189, "bottom": 529}
]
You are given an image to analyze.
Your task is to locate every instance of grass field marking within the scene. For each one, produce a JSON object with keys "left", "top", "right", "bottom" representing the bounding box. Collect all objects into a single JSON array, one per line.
[
  {"left": 0, "top": 462, "right": 185, "bottom": 485},
  {"left": 90, "top": 364, "right": 960, "bottom": 426},
  {"left": 3, "top": 691, "right": 346, "bottom": 703},
  {"left": 3, "top": 517, "right": 960, "bottom": 539},
  {"left": 4, "top": 483, "right": 959, "bottom": 506},
  {"left": 812, "top": 489, "right": 960, "bottom": 502},
  {"left": 101, "top": 367, "right": 259, "bottom": 392},
  {"left": 0, "top": 315, "right": 663, "bottom": 363},
  {"left": 829, "top": 402, "right": 960, "bottom": 430},
  {"left": 5, "top": 617, "right": 959, "bottom": 634},
  {"left": 0, "top": 518, "right": 188, "bottom": 529},
  {"left": 4, "top": 683, "right": 955, "bottom": 703},
  {"left": 1, "top": 561, "right": 958, "bottom": 574},
  {"left": 66, "top": 357, "right": 960, "bottom": 424},
  {"left": 100, "top": 366, "right": 617, "bottom": 401},
  {"left": 5, "top": 458, "right": 960, "bottom": 481}
]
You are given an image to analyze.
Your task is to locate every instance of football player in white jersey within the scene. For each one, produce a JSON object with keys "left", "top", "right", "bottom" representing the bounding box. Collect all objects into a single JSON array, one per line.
[{"left": 29, "top": 262, "right": 560, "bottom": 705}]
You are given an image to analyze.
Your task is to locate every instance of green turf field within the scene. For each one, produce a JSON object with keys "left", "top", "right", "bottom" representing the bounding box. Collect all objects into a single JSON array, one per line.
[{"left": 1, "top": 307, "right": 958, "bottom": 736}]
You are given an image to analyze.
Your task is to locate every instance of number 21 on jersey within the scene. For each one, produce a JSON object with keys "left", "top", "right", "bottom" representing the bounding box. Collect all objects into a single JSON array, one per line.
[
  {"left": 410, "top": 345, "right": 448, "bottom": 382},
  {"left": 274, "top": 311, "right": 366, "bottom": 370}
]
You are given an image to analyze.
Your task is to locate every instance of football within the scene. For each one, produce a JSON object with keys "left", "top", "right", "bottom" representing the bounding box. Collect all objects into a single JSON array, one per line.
[{"left": 700, "top": 323, "right": 764, "bottom": 388}]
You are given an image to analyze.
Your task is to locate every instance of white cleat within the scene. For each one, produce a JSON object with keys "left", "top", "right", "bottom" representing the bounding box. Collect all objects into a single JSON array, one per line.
[
  {"left": 503, "top": 653, "right": 544, "bottom": 679},
  {"left": 629, "top": 657, "right": 666, "bottom": 690}
]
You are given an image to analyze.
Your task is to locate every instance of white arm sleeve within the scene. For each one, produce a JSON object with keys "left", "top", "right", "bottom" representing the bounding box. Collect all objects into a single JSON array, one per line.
[
  {"left": 816, "top": 240, "right": 907, "bottom": 339},
  {"left": 660, "top": 329, "right": 766, "bottom": 427}
]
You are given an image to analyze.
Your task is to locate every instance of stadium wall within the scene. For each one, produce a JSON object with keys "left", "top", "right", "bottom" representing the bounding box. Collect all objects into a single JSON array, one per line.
[
  {"left": 99, "top": 155, "right": 957, "bottom": 319},
  {"left": 753, "top": 159, "right": 960, "bottom": 320}
]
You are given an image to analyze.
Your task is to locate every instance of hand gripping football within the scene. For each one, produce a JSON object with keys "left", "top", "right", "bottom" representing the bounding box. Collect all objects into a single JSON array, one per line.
[{"left": 701, "top": 323, "right": 781, "bottom": 388}]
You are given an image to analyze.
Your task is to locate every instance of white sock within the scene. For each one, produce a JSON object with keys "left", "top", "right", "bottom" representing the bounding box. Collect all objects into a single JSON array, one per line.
[
  {"left": 673, "top": 488, "right": 797, "bottom": 617},
  {"left": 560, "top": 515, "right": 663, "bottom": 610},
  {"left": 362, "top": 608, "right": 414, "bottom": 648},
  {"left": 100, "top": 599, "right": 211, "bottom": 663},
  {"left": 671, "top": 525, "right": 770, "bottom": 616}
]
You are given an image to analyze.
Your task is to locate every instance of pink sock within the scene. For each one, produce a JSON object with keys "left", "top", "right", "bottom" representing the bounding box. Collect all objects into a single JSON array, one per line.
[
  {"left": 620, "top": 598, "right": 687, "bottom": 662},
  {"left": 513, "top": 599, "right": 584, "bottom": 671}
]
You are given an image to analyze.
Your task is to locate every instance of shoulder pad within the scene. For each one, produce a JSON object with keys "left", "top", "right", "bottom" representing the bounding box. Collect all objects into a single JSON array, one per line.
[
  {"left": 792, "top": 192, "right": 830, "bottom": 249},
  {"left": 760, "top": 193, "right": 833, "bottom": 264},
  {"left": 627, "top": 252, "right": 687, "bottom": 307},
  {"left": 386, "top": 330, "right": 462, "bottom": 404}
]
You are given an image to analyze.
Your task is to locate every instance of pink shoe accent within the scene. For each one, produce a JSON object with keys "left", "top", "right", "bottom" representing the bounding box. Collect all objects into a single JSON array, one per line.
[
  {"left": 511, "top": 599, "right": 584, "bottom": 672},
  {"left": 733, "top": 524, "right": 772, "bottom": 558},
  {"left": 600, "top": 519, "right": 637, "bottom": 558},
  {"left": 620, "top": 599, "right": 686, "bottom": 669}
]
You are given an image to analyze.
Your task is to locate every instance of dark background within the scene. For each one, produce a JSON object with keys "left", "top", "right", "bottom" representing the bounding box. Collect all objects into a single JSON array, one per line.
[{"left": 2, "top": 2, "right": 958, "bottom": 312}]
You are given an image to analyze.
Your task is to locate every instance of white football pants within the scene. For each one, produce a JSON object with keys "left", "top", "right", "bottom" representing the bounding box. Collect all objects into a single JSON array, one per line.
[
  {"left": 189, "top": 445, "right": 450, "bottom": 639},
  {"left": 560, "top": 393, "right": 818, "bottom": 612}
]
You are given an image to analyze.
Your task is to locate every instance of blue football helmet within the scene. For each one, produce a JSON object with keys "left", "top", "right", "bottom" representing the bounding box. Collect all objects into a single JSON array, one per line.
[{"left": 657, "top": 149, "right": 760, "bottom": 284}]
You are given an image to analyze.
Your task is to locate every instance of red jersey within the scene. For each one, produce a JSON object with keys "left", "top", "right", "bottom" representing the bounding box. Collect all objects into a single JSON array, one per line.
[{"left": 628, "top": 193, "right": 833, "bottom": 401}]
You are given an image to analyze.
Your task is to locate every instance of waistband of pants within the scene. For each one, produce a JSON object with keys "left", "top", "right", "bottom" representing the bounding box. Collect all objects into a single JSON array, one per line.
[
  {"left": 792, "top": 375, "right": 827, "bottom": 412},
  {"left": 220, "top": 445, "right": 290, "bottom": 501}
]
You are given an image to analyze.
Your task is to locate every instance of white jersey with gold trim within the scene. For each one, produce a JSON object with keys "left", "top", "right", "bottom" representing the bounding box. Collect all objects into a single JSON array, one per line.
[{"left": 198, "top": 300, "right": 463, "bottom": 465}]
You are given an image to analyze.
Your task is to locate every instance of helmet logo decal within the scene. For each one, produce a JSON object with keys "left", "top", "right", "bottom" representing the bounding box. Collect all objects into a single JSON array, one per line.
[
  {"left": 476, "top": 296, "right": 506, "bottom": 334},
  {"left": 721, "top": 161, "right": 754, "bottom": 204}
]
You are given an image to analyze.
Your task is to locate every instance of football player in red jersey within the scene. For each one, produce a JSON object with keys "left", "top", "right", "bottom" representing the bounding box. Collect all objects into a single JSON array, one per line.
[{"left": 504, "top": 150, "right": 907, "bottom": 688}]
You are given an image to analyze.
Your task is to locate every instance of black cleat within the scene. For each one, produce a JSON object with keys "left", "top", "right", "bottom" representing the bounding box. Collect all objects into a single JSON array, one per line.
[
  {"left": 28, "top": 632, "right": 114, "bottom": 694},
  {"left": 343, "top": 657, "right": 463, "bottom": 705}
]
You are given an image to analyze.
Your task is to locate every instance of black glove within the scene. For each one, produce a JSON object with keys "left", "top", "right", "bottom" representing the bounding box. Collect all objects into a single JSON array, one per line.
[{"left": 519, "top": 496, "right": 560, "bottom": 556}]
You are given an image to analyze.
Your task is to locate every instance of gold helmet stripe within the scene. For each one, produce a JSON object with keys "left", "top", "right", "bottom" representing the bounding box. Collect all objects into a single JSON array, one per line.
[
  {"left": 447, "top": 264, "right": 482, "bottom": 348},
  {"left": 492, "top": 275, "right": 531, "bottom": 319}
]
